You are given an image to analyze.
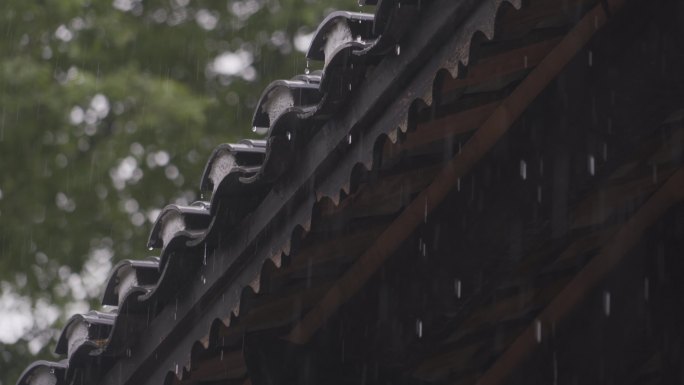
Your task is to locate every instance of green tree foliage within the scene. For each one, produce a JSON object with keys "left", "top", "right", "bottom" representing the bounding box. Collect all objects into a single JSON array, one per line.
[{"left": 0, "top": 0, "right": 353, "bottom": 382}]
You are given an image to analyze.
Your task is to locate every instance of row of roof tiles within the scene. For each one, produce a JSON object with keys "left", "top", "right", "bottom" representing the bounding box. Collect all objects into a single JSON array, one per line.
[
  {"left": 16, "top": 0, "right": 523, "bottom": 383},
  {"left": 16, "top": 2, "right": 421, "bottom": 384}
]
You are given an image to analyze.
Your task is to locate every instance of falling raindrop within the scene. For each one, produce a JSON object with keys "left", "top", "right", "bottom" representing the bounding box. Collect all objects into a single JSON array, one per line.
[
  {"left": 535, "top": 319, "right": 542, "bottom": 343},
  {"left": 524, "top": 55, "right": 529, "bottom": 69},
  {"left": 416, "top": 319, "right": 422, "bottom": 338},
  {"left": 424, "top": 198, "right": 428, "bottom": 223},
  {"left": 175, "top": 363, "right": 179, "bottom": 375},
  {"left": 603, "top": 291, "right": 611, "bottom": 316},
  {"left": 203, "top": 243, "right": 207, "bottom": 266},
  {"left": 602, "top": 142, "right": 608, "bottom": 161},
  {"left": 455, "top": 279, "right": 462, "bottom": 298},
  {"left": 644, "top": 277, "right": 650, "bottom": 301},
  {"left": 395, "top": 44, "right": 401, "bottom": 56},
  {"left": 220, "top": 350, "right": 224, "bottom": 361},
  {"left": 348, "top": 83, "right": 352, "bottom": 91},
  {"left": 457, "top": 178, "right": 461, "bottom": 192},
  {"left": 537, "top": 185, "right": 542, "bottom": 203},
  {"left": 520, "top": 160, "right": 527, "bottom": 180},
  {"left": 347, "top": 134, "right": 353, "bottom": 144},
  {"left": 286, "top": 131, "right": 292, "bottom": 141},
  {"left": 304, "top": 60, "right": 310, "bottom": 75},
  {"left": 588, "top": 155, "right": 595, "bottom": 176},
  {"left": 174, "top": 298, "right": 178, "bottom": 320},
  {"left": 588, "top": 50, "right": 593, "bottom": 67},
  {"left": 126, "top": 348, "right": 132, "bottom": 358},
  {"left": 201, "top": 275, "right": 206, "bottom": 285}
]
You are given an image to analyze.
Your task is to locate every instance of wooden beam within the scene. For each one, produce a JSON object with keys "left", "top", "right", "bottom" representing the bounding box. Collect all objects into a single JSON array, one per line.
[
  {"left": 474, "top": 166, "right": 684, "bottom": 385},
  {"left": 477, "top": 164, "right": 684, "bottom": 385},
  {"left": 391, "top": 102, "right": 499, "bottom": 155},
  {"left": 181, "top": 349, "right": 246, "bottom": 383},
  {"left": 286, "top": 0, "right": 626, "bottom": 345},
  {"left": 441, "top": 38, "right": 561, "bottom": 95}
]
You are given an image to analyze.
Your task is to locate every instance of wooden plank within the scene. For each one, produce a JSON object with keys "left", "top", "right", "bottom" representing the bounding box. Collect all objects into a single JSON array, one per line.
[
  {"left": 318, "top": 165, "right": 441, "bottom": 218},
  {"left": 442, "top": 38, "right": 562, "bottom": 95},
  {"left": 388, "top": 102, "right": 500, "bottom": 157},
  {"left": 571, "top": 166, "right": 677, "bottom": 229},
  {"left": 217, "top": 283, "right": 333, "bottom": 342},
  {"left": 413, "top": 342, "right": 484, "bottom": 381},
  {"left": 495, "top": 0, "right": 596, "bottom": 38},
  {"left": 272, "top": 223, "right": 386, "bottom": 278},
  {"left": 182, "top": 350, "right": 246, "bottom": 383},
  {"left": 571, "top": 124, "right": 684, "bottom": 229}
]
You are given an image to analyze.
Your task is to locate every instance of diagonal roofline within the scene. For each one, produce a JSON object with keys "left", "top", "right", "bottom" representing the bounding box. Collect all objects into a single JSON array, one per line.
[{"left": 16, "top": 0, "right": 539, "bottom": 384}]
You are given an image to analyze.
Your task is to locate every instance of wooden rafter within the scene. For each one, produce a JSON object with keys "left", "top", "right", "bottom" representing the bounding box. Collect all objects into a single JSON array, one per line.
[
  {"left": 475, "top": 167, "right": 684, "bottom": 385},
  {"left": 286, "top": 0, "right": 630, "bottom": 345}
]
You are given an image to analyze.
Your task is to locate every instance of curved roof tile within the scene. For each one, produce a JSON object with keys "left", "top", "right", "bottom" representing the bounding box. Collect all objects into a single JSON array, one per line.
[
  {"left": 306, "top": 11, "right": 376, "bottom": 62},
  {"left": 102, "top": 257, "right": 160, "bottom": 307},
  {"left": 147, "top": 202, "right": 211, "bottom": 250},
  {"left": 16, "top": 360, "right": 67, "bottom": 385}
]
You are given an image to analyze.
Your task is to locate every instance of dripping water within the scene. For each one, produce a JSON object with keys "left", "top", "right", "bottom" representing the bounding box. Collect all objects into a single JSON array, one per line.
[
  {"left": 603, "top": 291, "right": 611, "bottom": 316},
  {"left": 520, "top": 160, "right": 527, "bottom": 180},
  {"left": 424, "top": 197, "right": 428, "bottom": 223},
  {"left": 537, "top": 185, "right": 543, "bottom": 203},
  {"left": 535, "top": 319, "right": 542, "bottom": 343}
]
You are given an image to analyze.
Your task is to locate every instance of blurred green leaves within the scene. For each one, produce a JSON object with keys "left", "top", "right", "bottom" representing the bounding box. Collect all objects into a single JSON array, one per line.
[{"left": 0, "top": 0, "right": 355, "bottom": 383}]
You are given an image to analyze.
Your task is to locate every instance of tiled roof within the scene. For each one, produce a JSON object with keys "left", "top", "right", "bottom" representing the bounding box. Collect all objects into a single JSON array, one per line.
[
  {"left": 20, "top": 0, "right": 672, "bottom": 384},
  {"left": 17, "top": 1, "right": 523, "bottom": 383}
]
